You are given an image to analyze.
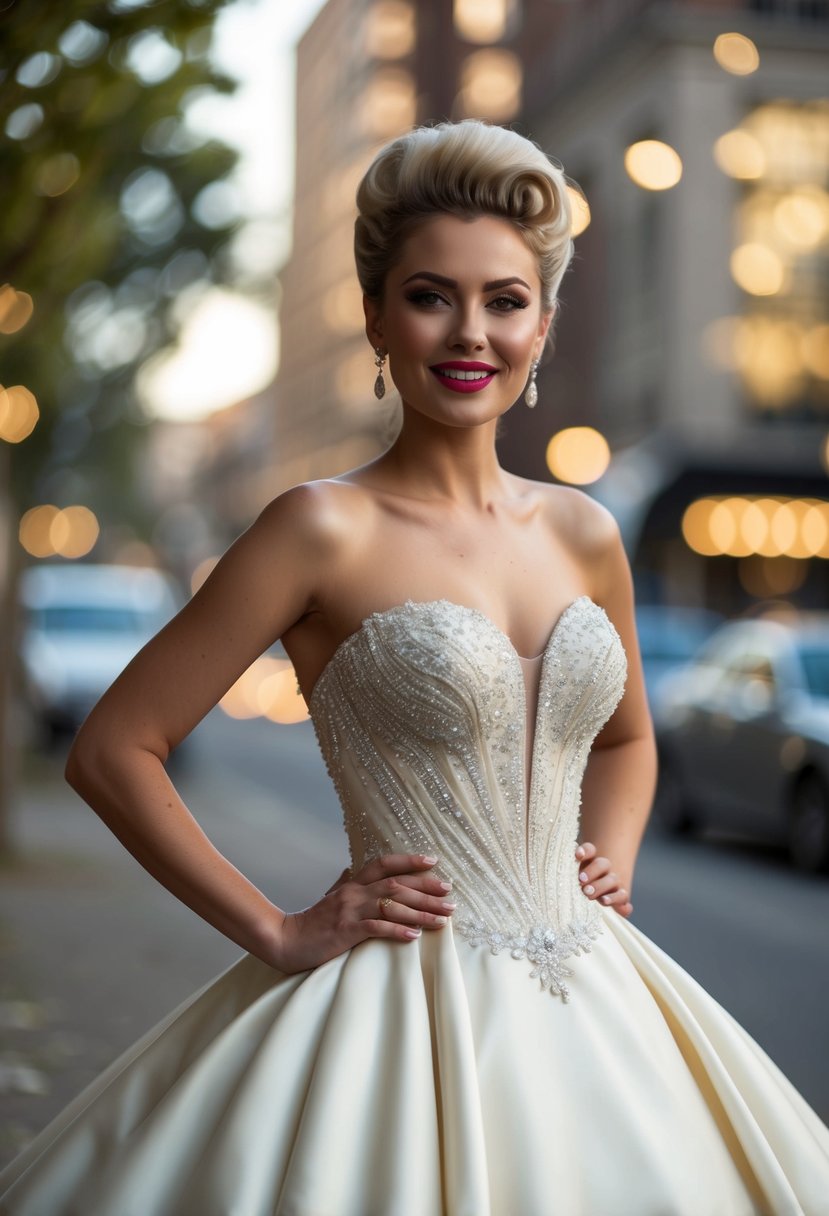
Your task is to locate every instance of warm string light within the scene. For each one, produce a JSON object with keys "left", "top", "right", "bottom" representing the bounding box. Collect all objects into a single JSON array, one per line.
[{"left": 682, "top": 496, "right": 829, "bottom": 559}]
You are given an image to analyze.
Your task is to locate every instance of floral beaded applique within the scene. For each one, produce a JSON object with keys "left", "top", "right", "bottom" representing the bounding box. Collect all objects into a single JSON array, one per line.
[
  {"left": 455, "top": 918, "right": 602, "bottom": 1002},
  {"left": 309, "top": 597, "right": 627, "bottom": 1001}
]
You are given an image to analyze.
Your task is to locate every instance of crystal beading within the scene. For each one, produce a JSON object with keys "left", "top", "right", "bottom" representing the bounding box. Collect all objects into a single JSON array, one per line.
[{"left": 308, "top": 597, "right": 627, "bottom": 1000}]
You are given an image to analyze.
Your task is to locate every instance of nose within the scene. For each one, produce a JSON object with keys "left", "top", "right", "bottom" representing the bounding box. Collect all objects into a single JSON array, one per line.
[{"left": 448, "top": 304, "right": 486, "bottom": 353}]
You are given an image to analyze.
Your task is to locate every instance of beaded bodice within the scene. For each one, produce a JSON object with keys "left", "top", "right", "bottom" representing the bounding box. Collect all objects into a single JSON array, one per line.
[{"left": 309, "top": 596, "right": 627, "bottom": 999}]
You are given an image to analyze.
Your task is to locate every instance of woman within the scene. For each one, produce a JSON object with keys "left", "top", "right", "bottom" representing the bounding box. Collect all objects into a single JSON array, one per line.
[{"left": 1, "top": 119, "right": 828, "bottom": 1215}]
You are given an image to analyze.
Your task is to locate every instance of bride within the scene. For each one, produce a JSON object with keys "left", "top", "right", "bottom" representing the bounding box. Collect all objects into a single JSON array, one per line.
[{"left": 2, "top": 118, "right": 828, "bottom": 1215}]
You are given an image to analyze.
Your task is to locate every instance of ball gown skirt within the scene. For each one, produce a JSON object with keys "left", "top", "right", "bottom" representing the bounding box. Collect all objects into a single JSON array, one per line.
[{"left": 1, "top": 596, "right": 828, "bottom": 1216}]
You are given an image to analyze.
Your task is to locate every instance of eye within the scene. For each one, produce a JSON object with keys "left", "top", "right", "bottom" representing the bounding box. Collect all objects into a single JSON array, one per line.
[
  {"left": 488, "top": 294, "right": 529, "bottom": 312},
  {"left": 406, "top": 290, "right": 448, "bottom": 308}
]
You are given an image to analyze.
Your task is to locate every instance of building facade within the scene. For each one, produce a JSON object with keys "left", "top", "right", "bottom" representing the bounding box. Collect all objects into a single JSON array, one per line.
[{"left": 273, "top": 0, "right": 829, "bottom": 613}]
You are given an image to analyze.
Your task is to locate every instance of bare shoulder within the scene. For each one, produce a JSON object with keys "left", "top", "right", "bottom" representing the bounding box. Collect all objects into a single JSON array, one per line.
[
  {"left": 254, "top": 477, "right": 376, "bottom": 560},
  {"left": 513, "top": 479, "right": 627, "bottom": 604},
  {"left": 524, "top": 480, "right": 620, "bottom": 555}
]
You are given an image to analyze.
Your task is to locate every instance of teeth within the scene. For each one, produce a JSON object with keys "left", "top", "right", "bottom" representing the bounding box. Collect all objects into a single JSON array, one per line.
[{"left": 437, "top": 368, "right": 492, "bottom": 380}]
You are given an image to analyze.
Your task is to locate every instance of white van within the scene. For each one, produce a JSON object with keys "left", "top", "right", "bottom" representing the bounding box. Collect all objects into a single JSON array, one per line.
[{"left": 19, "top": 563, "right": 181, "bottom": 743}]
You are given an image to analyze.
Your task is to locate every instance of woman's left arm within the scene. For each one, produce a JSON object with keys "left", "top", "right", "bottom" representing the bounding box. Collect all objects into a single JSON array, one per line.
[{"left": 572, "top": 495, "right": 658, "bottom": 916}]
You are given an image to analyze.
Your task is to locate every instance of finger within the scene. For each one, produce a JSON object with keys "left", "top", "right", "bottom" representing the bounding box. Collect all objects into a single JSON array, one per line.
[
  {"left": 356, "top": 853, "right": 438, "bottom": 884},
  {"left": 578, "top": 856, "right": 611, "bottom": 886},
  {"left": 581, "top": 873, "right": 620, "bottom": 899},
  {"left": 373, "top": 880, "right": 455, "bottom": 925},
  {"left": 388, "top": 873, "right": 454, "bottom": 898},
  {"left": 596, "top": 885, "right": 628, "bottom": 907},
  {"left": 362, "top": 919, "right": 424, "bottom": 942},
  {"left": 375, "top": 897, "right": 451, "bottom": 929},
  {"left": 575, "top": 841, "right": 597, "bottom": 862}
]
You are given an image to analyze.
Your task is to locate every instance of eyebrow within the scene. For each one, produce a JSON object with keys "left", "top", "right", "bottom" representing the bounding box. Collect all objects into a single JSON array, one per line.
[{"left": 401, "top": 271, "right": 531, "bottom": 291}]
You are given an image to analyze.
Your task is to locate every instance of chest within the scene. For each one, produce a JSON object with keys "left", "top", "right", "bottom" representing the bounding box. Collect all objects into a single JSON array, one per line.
[{"left": 342, "top": 508, "right": 584, "bottom": 618}]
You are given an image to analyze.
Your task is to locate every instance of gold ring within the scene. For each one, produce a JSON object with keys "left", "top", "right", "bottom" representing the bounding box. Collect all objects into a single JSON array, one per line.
[{"left": 378, "top": 896, "right": 393, "bottom": 917}]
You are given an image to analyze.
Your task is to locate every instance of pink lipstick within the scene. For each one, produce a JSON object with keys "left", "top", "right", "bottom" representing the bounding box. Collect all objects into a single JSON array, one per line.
[{"left": 430, "top": 361, "right": 498, "bottom": 394}]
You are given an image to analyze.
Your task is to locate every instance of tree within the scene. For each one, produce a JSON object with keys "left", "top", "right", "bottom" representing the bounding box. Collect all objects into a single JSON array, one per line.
[{"left": 0, "top": 0, "right": 242, "bottom": 850}]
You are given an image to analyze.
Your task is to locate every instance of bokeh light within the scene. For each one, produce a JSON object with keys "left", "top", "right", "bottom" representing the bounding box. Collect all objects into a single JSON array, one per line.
[
  {"left": 0, "top": 286, "right": 34, "bottom": 334},
  {"left": 33, "top": 152, "right": 81, "bottom": 198},
  {"left": 453, "top": 0, "right": 512, "bottom": 43},
  {"left": 257, "top": 666, "right": 310, "bottom": 724},
  {"left": 567, "top": 186, "right": 591, "bottom": 237},
  {"left": 364, "top": 1, "right": 416, "bottom": 58},
  {"left": 19, "top": 504, "right": 100, "bottom": 559},
  {"left": 459, "top": 50, "right": 522, "bottom": 121},
  {"left": 682, "top": 496, "right": 829, "bottom": 559},
  {"left": 50, "top": 506, "right": 100, "bottom": 558},
  {"left": 219, "top": 656, "right": 309, "bottom": 724},
  {"left": 0, "top": 385, "right": 39, "bottom": 442},
  {"left": 773, "top": 188, "right": 829, "bottom": 252},
  {"left": 713, "top": 32, "right": 760, "bottom": 76},
  {"left": 730, "top": 242, "right": 787, "bottom": 296},
  {"left": 739, "top": 556, "right": 806, "bottom": 598},
  {"left": 545, "top": 427, "right": 611, "bottom": 485},
  {"left": 713, "top": 129, "right": 766, "bottom": 180},
  {"left": 359, "top": 68, "right": 417, "bottom": 137},
  {"left": 624, "top": 140, "right": 682, "bottom": 191}
]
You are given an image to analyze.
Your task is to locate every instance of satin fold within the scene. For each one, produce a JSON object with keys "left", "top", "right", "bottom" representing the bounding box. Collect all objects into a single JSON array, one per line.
[{"left": 2, "top": 912, "right": 829, "bottom": 1215}]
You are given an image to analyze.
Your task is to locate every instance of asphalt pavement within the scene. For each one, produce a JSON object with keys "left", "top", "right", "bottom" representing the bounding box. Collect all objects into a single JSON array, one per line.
[{"left": 1, "top": 708, "right": 828, "bottom": 1171}]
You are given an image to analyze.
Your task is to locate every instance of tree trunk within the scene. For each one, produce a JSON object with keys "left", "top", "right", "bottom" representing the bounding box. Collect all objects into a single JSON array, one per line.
[{"left": 0, "top": 452, "right": 23, "bottom": 858}]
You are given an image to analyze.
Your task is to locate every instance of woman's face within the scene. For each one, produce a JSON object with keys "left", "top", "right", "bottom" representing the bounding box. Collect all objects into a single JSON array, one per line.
[{"left": 364, "top": 213, "right": 554, "bottom": 428}]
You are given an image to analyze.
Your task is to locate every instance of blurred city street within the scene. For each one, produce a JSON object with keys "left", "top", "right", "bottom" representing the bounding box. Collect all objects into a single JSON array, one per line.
[
  {"left": 2, "top": 0, "right": 829, "bottom": 1197},
  {"left": 2, "top": 709, "right": 828, "bottom": 1169}
]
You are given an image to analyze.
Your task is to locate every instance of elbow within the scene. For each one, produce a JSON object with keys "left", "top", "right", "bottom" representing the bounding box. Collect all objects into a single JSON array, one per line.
[
  {"left": 65, "top": 721, "right": 100, "bottom": 797},
  {"left": 64, "top": 711, "right": 121, "bottom": 799}
]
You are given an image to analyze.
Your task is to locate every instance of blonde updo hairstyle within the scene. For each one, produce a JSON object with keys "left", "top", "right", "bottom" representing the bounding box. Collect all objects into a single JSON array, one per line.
[{"left": 354, "top": 120, "right": 575, "bottom": 337}]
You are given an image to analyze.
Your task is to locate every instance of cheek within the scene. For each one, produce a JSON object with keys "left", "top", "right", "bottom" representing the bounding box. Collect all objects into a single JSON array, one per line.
[
  {"left": 394, "top": 313, "right": 446, "bottom": 356},
  {"left": 499, "top": 321, "right": 541, "bottom": 364}
]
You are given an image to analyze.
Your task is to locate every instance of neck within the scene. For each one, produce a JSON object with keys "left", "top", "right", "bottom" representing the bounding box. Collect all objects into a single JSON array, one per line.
[{"left": 382, "top": 407, "right": 509, "bottom": 509}]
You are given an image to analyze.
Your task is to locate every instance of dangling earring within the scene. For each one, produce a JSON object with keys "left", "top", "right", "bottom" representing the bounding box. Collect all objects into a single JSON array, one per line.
[
  {"left": 373, "top": 348, "right": 387, "bottom": 400},
  {"left": 525, "top": 359, "right": 539, "bottom": 408}
]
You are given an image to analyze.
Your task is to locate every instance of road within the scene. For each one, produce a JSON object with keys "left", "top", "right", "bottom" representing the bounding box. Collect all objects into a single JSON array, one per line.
[{"left": 1, "top": 707, "right": 828, "bottom": 1168}]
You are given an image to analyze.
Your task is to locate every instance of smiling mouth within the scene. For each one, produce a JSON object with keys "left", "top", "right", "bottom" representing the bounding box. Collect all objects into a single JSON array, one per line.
[
  {"left": 430, "top": 364, "right": 498, "bottom": 393},
  {"left": 435, "top": 368, "right": 492, "bottom": 381}
]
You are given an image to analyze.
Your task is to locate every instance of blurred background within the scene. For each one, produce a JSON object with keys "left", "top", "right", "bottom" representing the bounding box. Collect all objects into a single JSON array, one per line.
[{"left": 2, "top": 0, "right": 829, "bottom": 1165}]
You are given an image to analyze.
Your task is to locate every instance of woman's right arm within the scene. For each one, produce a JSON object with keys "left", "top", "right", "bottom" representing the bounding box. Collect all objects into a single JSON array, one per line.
[{"left": 65, "top": 485, "right": 455, "bottom": 971}]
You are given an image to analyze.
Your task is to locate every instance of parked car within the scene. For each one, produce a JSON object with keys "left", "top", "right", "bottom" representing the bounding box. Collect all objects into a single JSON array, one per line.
[
  {"left": 652, "top": 612, "right": 829, "bottom": 871},
  {"left": 635, "top": 603, "right": 723, "bottom": 704},
  {"left": 19, "top": 563, "right": 181, "bottom": 745}
]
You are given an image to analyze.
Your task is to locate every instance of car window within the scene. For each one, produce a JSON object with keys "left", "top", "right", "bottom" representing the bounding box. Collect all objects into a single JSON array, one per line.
[
  {"left": 31, "top": 606, "right": 160, "bottom": 634},
  {"left": 635, "top": 612, "right": 719, "bottom": 663},
  {"left": 797, "top": 646, "right": 829, "bottom": 700}
]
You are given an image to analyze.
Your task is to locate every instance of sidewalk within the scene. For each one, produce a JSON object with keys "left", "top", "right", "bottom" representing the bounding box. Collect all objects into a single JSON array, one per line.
[{"left": 0, "top": 738, "right": 348, "bottom": 1170}]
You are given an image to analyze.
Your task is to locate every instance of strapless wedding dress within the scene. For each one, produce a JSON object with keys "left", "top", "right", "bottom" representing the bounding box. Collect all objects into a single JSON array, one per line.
[{"left": 1, "top": 597, "right": 828, "bottom": 1215}]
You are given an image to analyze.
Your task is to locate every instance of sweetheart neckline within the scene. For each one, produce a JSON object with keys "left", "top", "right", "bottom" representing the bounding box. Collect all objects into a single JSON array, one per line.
[{"left": 307, "top": 594, "right": 600, "bottom": 710}]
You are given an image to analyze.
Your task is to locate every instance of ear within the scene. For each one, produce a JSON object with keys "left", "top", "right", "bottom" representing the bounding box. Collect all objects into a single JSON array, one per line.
[
  {"left": 363, "top": 294, "right": 384, "bottom": 351},
  {"left": 534, "top": 302, "right": 556, "bottom": 360}
]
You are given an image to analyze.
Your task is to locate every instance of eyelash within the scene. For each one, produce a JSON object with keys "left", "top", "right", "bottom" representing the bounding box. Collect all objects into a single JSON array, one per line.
[{"left": 406, "top": 290, "right": 529, "bottom": 313}]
